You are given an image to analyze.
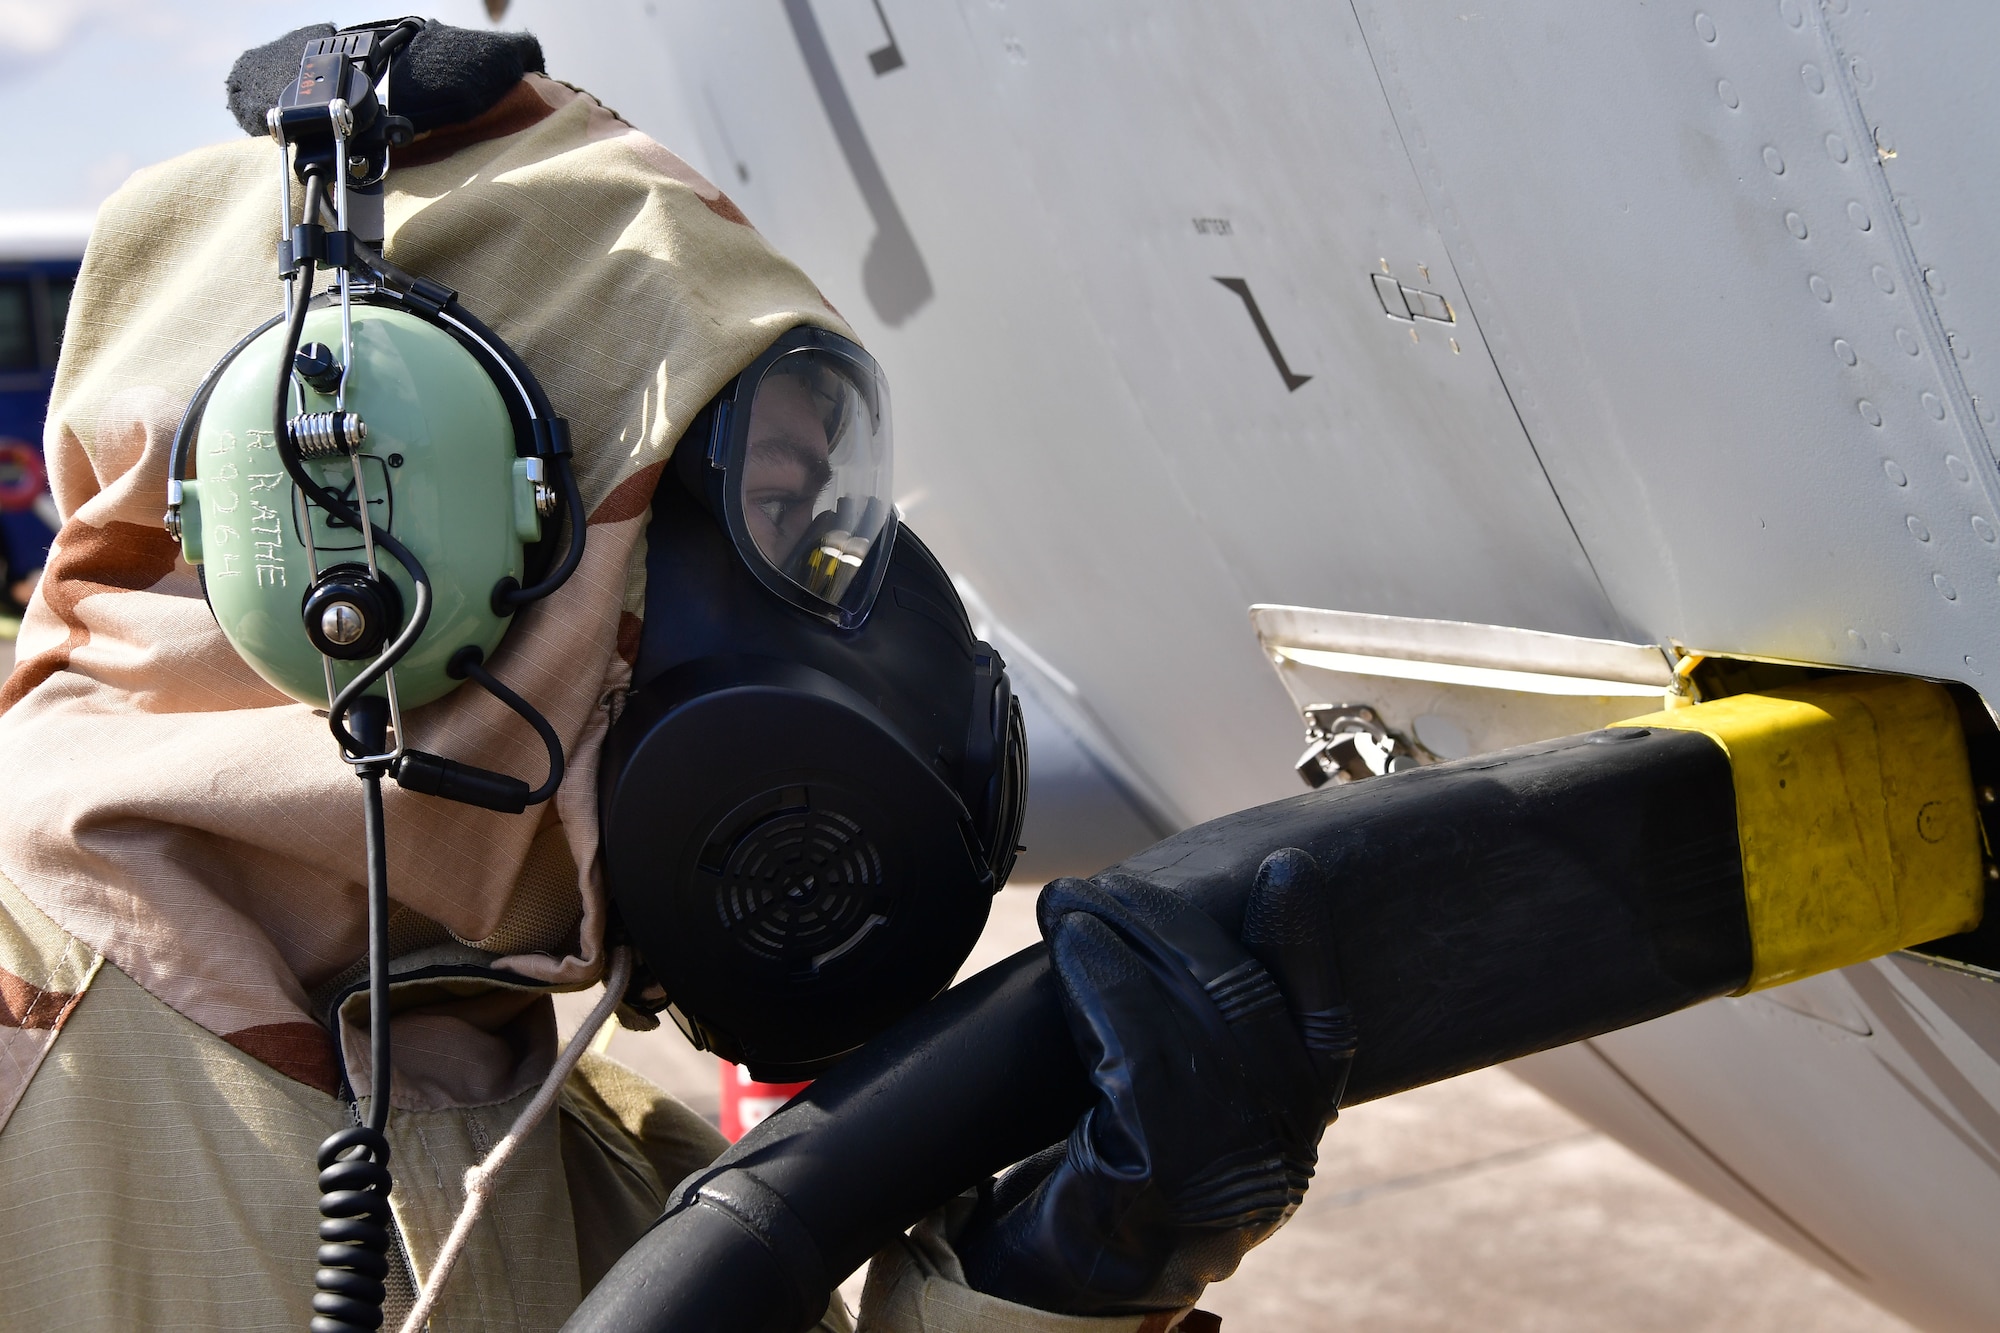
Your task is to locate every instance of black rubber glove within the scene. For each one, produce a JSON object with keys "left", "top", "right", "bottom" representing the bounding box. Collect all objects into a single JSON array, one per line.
[{"left": 957, "top": 848, "right": 1356, "bottom": 1315}]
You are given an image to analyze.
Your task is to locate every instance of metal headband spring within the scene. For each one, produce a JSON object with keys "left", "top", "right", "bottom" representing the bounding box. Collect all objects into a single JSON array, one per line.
[{"left": 289, "top": 410, "right": 368, "bottom": 459}]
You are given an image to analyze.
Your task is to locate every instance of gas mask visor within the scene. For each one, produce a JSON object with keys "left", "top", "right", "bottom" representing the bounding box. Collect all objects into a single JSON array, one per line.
[{"left": 714, "top": 327, "right": 894, "bottom": 630}]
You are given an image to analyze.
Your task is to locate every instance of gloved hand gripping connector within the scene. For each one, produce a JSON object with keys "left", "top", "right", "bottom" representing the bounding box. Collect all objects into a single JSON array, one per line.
[
  {"left": 1239, "top": 847, "right": 1358, "bottom": 1109},
  {"left": 956, "top": 850, "right": 1355, "bottom": 1315}
]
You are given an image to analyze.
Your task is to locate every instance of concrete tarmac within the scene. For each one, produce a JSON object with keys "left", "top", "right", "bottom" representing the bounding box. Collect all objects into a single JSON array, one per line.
[{"left": 563, "top": 886, "right": 1915, "bottom": 1331}]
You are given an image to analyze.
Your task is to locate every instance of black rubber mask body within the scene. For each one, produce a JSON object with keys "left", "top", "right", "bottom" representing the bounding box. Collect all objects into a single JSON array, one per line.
[{"left": 599, "top": 449, "right": 1025, "bottom": 1080}]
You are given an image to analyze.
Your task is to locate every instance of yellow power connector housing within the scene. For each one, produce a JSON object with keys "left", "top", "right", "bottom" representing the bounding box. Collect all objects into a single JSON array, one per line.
[{"left": 1618, "top": 674, "right": 1985, "bottom": 990}]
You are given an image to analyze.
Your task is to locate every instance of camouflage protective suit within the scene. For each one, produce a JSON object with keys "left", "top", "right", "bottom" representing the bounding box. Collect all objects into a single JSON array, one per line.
[{"left": 0, "top": 73, "right": 1163, "bottom": 1333}]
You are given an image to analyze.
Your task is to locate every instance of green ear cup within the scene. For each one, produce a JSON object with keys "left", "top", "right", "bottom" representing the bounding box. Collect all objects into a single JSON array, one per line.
[{"left": 179, "top": 304, "right": 540, "bottom": 708}]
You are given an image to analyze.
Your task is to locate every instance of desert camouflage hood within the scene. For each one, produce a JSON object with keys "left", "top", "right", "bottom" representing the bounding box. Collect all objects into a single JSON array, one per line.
[{"left": 0, "top": 74, "right": 848, "bottom": 1114}]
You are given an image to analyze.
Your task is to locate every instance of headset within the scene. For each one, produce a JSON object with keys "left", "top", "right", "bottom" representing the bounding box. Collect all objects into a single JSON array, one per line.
[
  {"left": 166, "top": 21, "right": 1027, "bottom": 1329},
  {"left": 165, "top": 22, "right": 583, "bottom": 1331},
  {"left": 168, "top": 23, "right": 583, "bottom": 806}
]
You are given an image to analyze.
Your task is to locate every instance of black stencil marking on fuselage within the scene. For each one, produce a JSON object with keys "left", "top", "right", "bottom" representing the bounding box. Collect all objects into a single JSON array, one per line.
[
  {"left": 785, "top": 0, "right": 933, "bottom": 325},
  {"left": 867, "top": 0, "right": 905, "bottom": 74},
  {"left": 1215, "top": 277, "right": 1313, "bottom": 392}
]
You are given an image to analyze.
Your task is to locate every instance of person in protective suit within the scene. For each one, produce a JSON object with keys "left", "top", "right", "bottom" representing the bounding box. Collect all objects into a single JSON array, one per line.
[{"left": 0, "top": 20, "right": 1347, "bottom": 1332}]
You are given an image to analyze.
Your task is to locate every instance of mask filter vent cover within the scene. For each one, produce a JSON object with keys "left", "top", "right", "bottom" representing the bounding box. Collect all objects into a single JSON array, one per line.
[
  {"left": 600, "top": 657, "right": 992, "bottom": 1080},
  {"left": 708, "top": 791, "right": 889, "bottom": 969}
]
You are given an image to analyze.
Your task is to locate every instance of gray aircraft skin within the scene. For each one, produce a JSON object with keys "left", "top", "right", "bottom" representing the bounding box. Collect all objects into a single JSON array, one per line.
[{"left": 504, "top": 4, "right": 2000, "bottom": 1328}]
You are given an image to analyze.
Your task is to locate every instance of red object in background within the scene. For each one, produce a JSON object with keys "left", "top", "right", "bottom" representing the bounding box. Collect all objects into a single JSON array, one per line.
[
  {"left": 718, "top": 1060, "right": 811, "bottom": 1142},
  {"left": 0, "top": 440, "right": 45, "bottom": 513}
]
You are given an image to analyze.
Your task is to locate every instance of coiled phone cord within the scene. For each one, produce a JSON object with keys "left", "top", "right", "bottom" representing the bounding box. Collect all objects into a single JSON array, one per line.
[{"left": 311, "top": 698, "right": 398, "bottom": 1333}]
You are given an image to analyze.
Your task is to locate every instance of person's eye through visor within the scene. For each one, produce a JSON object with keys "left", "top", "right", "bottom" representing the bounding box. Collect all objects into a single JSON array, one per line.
[{"left": 717, "top": 328, "right": 895, "bottom": 628}]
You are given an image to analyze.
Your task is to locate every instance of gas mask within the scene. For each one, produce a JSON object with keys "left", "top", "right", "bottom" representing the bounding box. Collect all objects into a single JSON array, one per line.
[{"left": 603, "top": 326, "right": 1028, "bottom": 1081}]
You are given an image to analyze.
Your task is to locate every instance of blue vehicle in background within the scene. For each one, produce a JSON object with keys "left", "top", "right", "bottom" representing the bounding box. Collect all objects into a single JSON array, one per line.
[{"left": 0, "top": 214, "right": 89, "bottom": 620}]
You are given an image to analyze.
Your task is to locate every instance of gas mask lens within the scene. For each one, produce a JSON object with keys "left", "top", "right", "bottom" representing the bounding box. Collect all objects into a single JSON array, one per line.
[{"left": 732, "top": 337, "right": 893, "bottom": 626}]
